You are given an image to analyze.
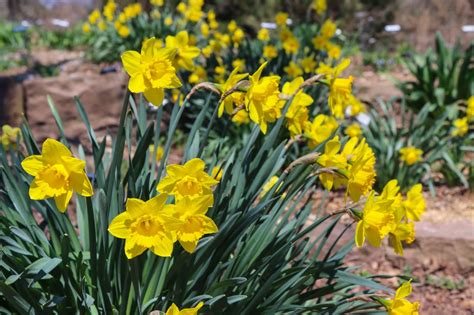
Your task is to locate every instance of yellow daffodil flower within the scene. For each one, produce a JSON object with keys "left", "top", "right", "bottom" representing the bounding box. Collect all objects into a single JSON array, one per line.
[
  {"left": 313, "top": 0, "right": 327, "bottom": 15},
  {"left": 121, "top": 38, "right": 181, "bottom": 106},
  {"left": 327, "top": 42, "right": 341, "bottom": 59},
  {"left": 165, "top": 31, "right": 201, "bottom": 71},
  {"left": 342, "top": 137, "right": 376, "bottom": 202},
  {"left": 21, "top": 138, "right": 93, "bottom": 212},
  {"left": 281, "top": 77, "right": 313, "bottom": 137},
  {"left": 389, "top": 219, "right": 415, "bottom": 256},
  {"left": 103, "top": 0, "right": 116, "bottom": 21},
  {"left": 355, "top": 190, "right": 395, "bottom": 248},
  {"left": 282, "top": 36, "right": 299, "bottom": 55},
  {"left": 403, "top": 184, "right": 425, "bottom": 221},
  {"left": 228, "top": 20, "right": 238, "bottom": 33},
  {"left": 176, "top": 2, "right": 187, "bottom": 13},
  {"left": 218, "top": 67, "right": 248, "bottom": 117},
  {"left": 283, "top": 61, "right": 303, "bottom": 78},
  {"left": 300, "top": 56, "right": 316, "bottom": 73},
  {"left": 316, "top": 136, "right": 349, "bottom": 190},
  {"left": 116, "top": 24, "right": 130, "bottom": 37},
  {"left": 232, "top": 59, "right": 245, "bottom": 72},
  {"left": 108, "top": 194, "right": 180, "bottom": 259},
  {"left": 245, "top": 62, "right": 282, "bottom": 134},
  {"left": 451, "top": 117, "right": 469, "bottom": 137},
  {"left": 345, "top": 123, "right": 362, "bottom": 138},
  {"left": 214, "top": 65, "right": 226, "bottom": 83},
  {"left": 382, "top": 281, "right": 420, "bottom": 315},
  {"left": 118, "top": 12, "right": 126, "bottom": 23},
  {"left": 165, "top": 302, "right": 204, "bottom": 315},
  {"left": 327, "top": 59, "right": 354, "bottom": 118},
  {"left": 207, "top": 9, "right": 216, "bottom": 21},
  {"left": 151, "top": 0, "right": 164, "bottom": 6},
  {"left": 200, "top": 23, "right": 210, "bottom": 37},
  {"left": 164, "top": 16, "right": 173, "bottom": 26},
  {"left": 157, "top": 158, "right": 219, "bottom": 200},
  {"left": 275, "top": 12, "right": 288, "bottom": 27},
  {"left": 257, "top": 28, "right": 270, "bottom": 41},
  {"left": 379, "top": 180, "right": 414, "bottom": 255},
  {"left": 88, "top": 9, "right": 101, "bottom": 24},
  {"left": 123, "top": 3, "right": 142, "bottom": 19},
  {"left": 399, "top": 146, "right": 423, "bottom": 165},
  {"left": 209, "top": 19, "right": 219, "bottom": 30},
  {"left": 315, "top": 61, "right": 333, "bottom": 75},
  {"left": 215, "top": 32, "right": 231, "bottom": 47},
  {"left": 232, "top": 28, "right": 245, "bottom": 45},
  {"left": 185, "top": 8, "right": 203, "bottom": 22},
  {"left": 347, "top": 95, "right": 366, "bottom": 116},
  {"left": 312, "top": 35, "right": 328, "bottom": 50},
  {"left": 380, "top": 179, "right": 402, "bottom": 207},
  {"left": 202, "top": 45, "right": 212, "bottom": 57},
  {"left": 1, "top": 125, "right": 22, "bottom": 149},
  {"left": 232, "top": 109, "right": 250, "bottom": 125},
  {"left": 263, "top": 45, "right": 278, "bottom": 59},
  {"left": 279, "top": 27, "right": 293, "bottom": 41},
  {"left": 320, "top": 19, "right": 336, "bottom": 39},
  {"left": 188, "top": 65, "right": 208, "bottom": 84},
  {"left": 304, "top": 114, "right": 338, "bottom": 149},
  {"left": 82, "top": 23, "right": 91, "bottom": 33},
  {"left": 172, "top": 195, "right": 218, "bottom": 253},
  {"left": 316, "top": 135, "right": 376, "bottom": 202}
]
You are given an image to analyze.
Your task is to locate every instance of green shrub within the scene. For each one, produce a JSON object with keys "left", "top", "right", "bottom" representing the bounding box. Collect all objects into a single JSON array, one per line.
[
  {"left": 364, "top": 99, "right": 473, "bottom": 191},
  {"left": 397, "top": 33, "right": 474, "bottom": 117}
]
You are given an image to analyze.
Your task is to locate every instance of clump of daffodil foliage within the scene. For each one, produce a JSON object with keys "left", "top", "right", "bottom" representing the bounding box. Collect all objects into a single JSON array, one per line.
[{"left": 1, "top": 0, "right": 427, "bottom": 313}]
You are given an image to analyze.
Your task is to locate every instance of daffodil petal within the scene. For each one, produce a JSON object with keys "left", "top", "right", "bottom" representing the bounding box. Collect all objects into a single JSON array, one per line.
[
  {"left": 128, "top": 74, "right": 145, "bottom": 93},
  {"left": 144, "top": 88, "right": 164, "bottom": 107},
  {"left": 70, "top": 172, "right": 93, "bottom": 196},
  {"left": 108, "top": 212, "right": 132, "bottom": 239},
  {"left": 150, "top": 237, "right": 174, "bottom": 257},
  {"left": 42, "top": 139, "right": 72, "bottom": 164},
  {"left": 180, "top": 240, "right": 198, "bottom": 253},
  {"left": 355, "top": 220, "right": 365, "bottom": 247},
  {"left": 29, "top": 178, "right": 48, "bottom": 200},
  {"left": 54, "top": 190, "right": 73, "bottom": 213},
  {"left": 125, "top": 237, "right": 147, "bottom": 259},
  {"left": 121, "top": 50, "right": 142, "bottom": 76},
  {"left": 21, "top": 155, "right": 44, "bottom": 176}
]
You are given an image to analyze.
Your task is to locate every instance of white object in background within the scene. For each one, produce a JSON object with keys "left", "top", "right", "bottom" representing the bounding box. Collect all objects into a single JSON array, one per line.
[
  {"left": 261, "top": 22, "right": 277, "bottom": 29},
  {"left": 335, "top": 28, "right": 342, "bottom": 36},
  {"left": 356, "top": 113, "right": 371, "bottom": 126},
  {"left": 286, "top": 18, "right": 293, "bottom": 26},
  {"left": 462, "top": 25, "right": 474, "bottom": 32},
  {"left": 51, "top": 19, "right": 70, "bottom": 28},
  {"left": 384, "top": 24, "right": 401, "bottom": 32}
]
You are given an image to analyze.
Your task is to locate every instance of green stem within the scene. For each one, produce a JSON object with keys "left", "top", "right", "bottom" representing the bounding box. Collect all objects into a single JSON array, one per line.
[
  {"left": 130, "top": 258, "right": 143, "bottom": 314},
  {"left": 157, "top": 99, "right": 187, "bottom": 181},
  {"left": 198, "top": 98, "right": 220, "bottom": 157},
  {"left": 86, "top": 196, "right": 98, "bottom": 300}
]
